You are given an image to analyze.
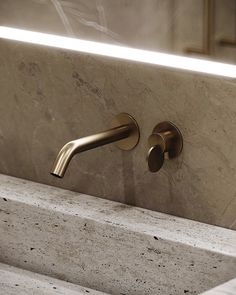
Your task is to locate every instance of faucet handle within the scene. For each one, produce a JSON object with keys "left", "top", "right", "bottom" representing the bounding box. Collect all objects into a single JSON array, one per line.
[
  {"left": 147, "top": 144, "right": 165, "bottom": 172},
  {"left": 147, "top": 121, "right": 183, "bottom": 173}
]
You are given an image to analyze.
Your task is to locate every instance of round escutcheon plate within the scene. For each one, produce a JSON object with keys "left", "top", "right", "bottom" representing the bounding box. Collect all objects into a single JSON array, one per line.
[
  {"left": 152, "top": 121, "right": 183, "bottom": 159},
  {"left": 111, "top": 113, "right": 140, "bottom": 151}
]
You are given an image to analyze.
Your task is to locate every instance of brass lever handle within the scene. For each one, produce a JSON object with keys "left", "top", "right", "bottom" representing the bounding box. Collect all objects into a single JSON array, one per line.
[{"left": 147, "top": 121, "right": 183, "bottom": 173}]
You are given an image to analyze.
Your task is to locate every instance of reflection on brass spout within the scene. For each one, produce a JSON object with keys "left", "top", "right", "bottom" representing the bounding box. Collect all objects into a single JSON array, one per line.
[
  {"left": 51, "top": 125, "right": 130, "bottom": 178},
  {"left": 51, "top": 113, "right": 139, "bottom": 178}
]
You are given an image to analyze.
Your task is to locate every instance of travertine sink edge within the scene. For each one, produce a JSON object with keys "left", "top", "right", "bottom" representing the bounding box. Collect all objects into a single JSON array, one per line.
[
  {"left": 0, "top": 173, "right": 236, "bottom": 294},
  {"left": 0, "top": 262, "right": 109, "bottom": 295}
]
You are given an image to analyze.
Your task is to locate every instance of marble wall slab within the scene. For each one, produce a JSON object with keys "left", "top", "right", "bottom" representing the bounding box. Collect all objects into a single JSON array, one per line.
[
  {"left": 0, "top": 39, "right": 236, "bottom": 229},
  {"left": 0, "top": 0, "right": 235, "bottom": 64}
]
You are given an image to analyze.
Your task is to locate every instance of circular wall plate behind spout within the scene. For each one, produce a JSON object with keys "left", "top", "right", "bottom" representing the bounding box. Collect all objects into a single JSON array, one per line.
[
  {"left": 111, "top": 113, "right": 140, "bottom": 150},
  {"left": 152, "top": 121, "right": 183, "bottom": 159}
]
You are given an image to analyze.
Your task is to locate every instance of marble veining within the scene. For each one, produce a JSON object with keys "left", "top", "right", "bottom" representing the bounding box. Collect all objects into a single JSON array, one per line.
[
  {"left": 0, "top": 39, "right": 235, "bottom": 229},
  {"left": 0, "top": 0, "right": 235, "bottom": 63},
  {"left": 0, "top": 262, "right": 109, "bottom": 295},
  {"left": 0, "top": 174, "right": 236, "bottom": 295}
]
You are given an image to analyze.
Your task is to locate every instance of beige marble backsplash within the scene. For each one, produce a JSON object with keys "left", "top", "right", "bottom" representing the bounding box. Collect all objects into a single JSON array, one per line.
[{"left": 0, "top": 39, "right": 235, "bottom": 229}]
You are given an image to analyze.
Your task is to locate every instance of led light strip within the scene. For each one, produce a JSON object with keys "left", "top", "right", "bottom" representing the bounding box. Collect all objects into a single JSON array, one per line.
[{"left": 0, "top": 26, "right": 236, "bottom": 78}]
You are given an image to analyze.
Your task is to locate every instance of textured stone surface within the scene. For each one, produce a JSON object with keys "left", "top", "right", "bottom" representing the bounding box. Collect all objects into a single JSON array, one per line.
[
  {"left": 0, "top": 174, "right": 236, "bottom": 295},
  {"left": 0, "top": 39, "right": 236, "bottom": 229},
  {"left": 200, "top": 278, "right": 236, "bottom": 295},
  {"left": 0, "top": 262, "right": 109, "bottom": 295}
]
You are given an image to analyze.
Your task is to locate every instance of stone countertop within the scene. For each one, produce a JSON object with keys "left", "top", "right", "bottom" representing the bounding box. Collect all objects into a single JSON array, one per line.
[
  {"left": 0, "top": 173, "right": 236, "bottom": 295},
  {"left": 0, "top": 173, "right": 235, "bottom": 256},
  {"left": 200, "top": 278, "right": 236, "bottom": 295},
  {"left": 0, "top": 262, "right": 109, "bottom": 295}
]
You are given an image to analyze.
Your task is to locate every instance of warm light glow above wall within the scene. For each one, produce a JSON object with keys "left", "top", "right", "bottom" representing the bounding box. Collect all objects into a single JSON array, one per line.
[{"left": 0, "top": 26, "right": 236, "bottom": 78}]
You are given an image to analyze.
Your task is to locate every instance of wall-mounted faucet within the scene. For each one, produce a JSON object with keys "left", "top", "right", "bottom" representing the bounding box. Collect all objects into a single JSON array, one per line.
[{"left": 51, "top": 113, "right": 139, "bottom": 178}]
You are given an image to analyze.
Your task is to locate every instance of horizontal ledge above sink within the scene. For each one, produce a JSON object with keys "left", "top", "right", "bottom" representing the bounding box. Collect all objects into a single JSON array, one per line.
[{"left": 0, "top": 173, "right": 235, "bottom": 255}]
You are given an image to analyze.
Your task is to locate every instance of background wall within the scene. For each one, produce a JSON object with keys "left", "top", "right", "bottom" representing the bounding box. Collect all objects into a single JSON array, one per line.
[
  {"left": 0, "top": 39, "right": 235, "bottom": 229},
  {"left": 0, "top": 0, "right": 235, "bottom": 64}
]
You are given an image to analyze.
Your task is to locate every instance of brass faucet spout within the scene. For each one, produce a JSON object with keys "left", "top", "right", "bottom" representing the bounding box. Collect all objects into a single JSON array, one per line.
[{"left": 50, "top": 113, "right": 139, "bottom": 178}]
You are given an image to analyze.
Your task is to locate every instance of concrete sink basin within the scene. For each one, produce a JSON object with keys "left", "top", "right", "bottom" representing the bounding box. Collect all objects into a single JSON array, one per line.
[{"left": 0, "top": 174, "right": 235, "bottom": 294}]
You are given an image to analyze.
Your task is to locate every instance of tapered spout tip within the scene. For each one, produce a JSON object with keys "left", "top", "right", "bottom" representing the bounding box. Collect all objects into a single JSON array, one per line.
[
  {"left": 50, "top": 159, "right": 67, "bottom": 178},
  {"left": 50, "top": 160, "right": 67, "bottom": 178},
  {"left": 50, "top": 172, "right": 63, "bottom": 178},
  {"left": 50, "top": 141, "right": 75, "bottom": 178}
]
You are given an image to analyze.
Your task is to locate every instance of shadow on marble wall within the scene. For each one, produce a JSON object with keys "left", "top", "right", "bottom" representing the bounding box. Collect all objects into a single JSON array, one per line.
[
  {"left": 0, "top": 0, "right": 235, "bottom": 64},
  {"left": 0, "top": 39, "right": 235, "bottom": 230}
]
